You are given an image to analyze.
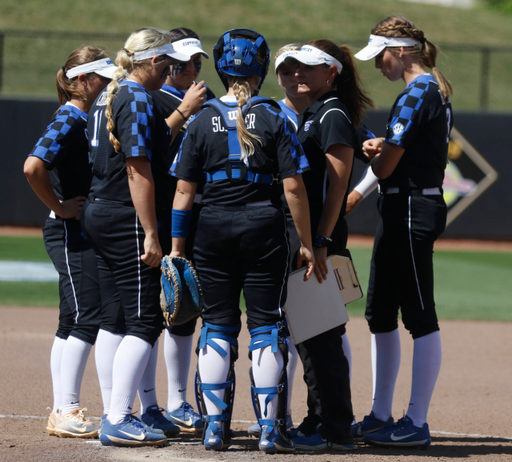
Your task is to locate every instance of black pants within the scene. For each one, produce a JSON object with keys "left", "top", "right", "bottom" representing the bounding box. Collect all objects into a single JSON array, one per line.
[
  {"left": 81, "top": 199, "right": 163, "bottom": 346},
  {"left": 366, "top": 193, "right": 446, "bottom": 339},
  {"left": 194, "top": 204, "right": 289, "bottom": 331},
  {"left": 286, "top": 213, "right": 353, "bottom": 444},
  {"left": 43, "top": 217, "right": 101, "bottom": 344}
]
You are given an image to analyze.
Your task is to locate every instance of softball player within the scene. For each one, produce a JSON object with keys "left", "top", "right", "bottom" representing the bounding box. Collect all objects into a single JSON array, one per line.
[
  {"left": 81, "top": 27, "right": 201, "bottom": 447},
  {"left": 150, "top": 27, "right": 214, "bottom": 433},
  {"left": 352, "top": 16, "right": 453, "bottom": 448},
  {"left": 283, "top": 40, "right": 374, "bottom": 451},
  {"left": 170, "top": 28, "right": 315, "bottom": 454},
  {"left": 24, "top": 47, "right": 116, "bottom": 438}
]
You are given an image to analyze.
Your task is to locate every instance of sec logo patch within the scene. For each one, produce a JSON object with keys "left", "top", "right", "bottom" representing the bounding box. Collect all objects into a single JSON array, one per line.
[
  {"left": 393, "top": 123, "right": 404, "bottom": 135},
  {"left": 304, "top": 121, "right": 313, "bottom": 131}
]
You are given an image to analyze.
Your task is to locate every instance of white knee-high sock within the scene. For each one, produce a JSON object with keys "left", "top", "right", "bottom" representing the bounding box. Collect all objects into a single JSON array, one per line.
[
  {"left": 60, "top": 336, "right": 93, "bottom": 415},
  {"left": 50, "top": 336, "right": 67, "bottom": 413},
  {"left": 108, "top": 335, "right": 152, "bottom": 425},
  {"left": 371, "top": 329, "right": 401, "bottom": 422},
  {"left": 95, "top": 329, "right": 123, "bottom": 415},
  {"left": 137, "top": 338, "right": 159, "bottom": 415},
  {"left": 164, "top": 330, "right": 194, "bottom": 411},
  {"left": 286, "top": 339, "right": 298, "bottom": 423},
  {"left": 252, "top": 345, "right": 284, "bottom": 422},
  {"left": 407, "top": 331, "right": 442, "bottom": 427},
  {"left": 341, "top": 333, "right": 352, "bottom": 383},
  {"left": 198, "top": 340, "right": 230, "bottom": 426}
]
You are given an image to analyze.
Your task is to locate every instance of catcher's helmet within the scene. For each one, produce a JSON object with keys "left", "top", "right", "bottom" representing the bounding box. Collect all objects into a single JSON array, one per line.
[{"left": 213, "top": 28, "right": 270, "bottom": 94}]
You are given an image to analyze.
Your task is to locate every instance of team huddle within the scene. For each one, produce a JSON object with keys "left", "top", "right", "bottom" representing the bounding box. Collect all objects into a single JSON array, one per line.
[{"left": 24, "top": 15, "right": 453, "bottom": 454}]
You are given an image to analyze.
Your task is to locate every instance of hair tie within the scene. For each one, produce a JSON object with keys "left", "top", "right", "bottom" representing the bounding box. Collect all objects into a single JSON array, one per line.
[
  {"left": 123, "top": 47, "right": 133, "bottom": 56},
  {"left": 61, "top": 66, "right": 66, "bottom": 74},
  {"left": 420, "top": 37, "right": 426, "bottom": 45}
]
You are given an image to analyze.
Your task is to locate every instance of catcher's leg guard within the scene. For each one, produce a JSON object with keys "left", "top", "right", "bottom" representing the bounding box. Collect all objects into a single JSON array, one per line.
[
  {"left": 249, "top": 322, "right": 290, "bottom": 440},
  {"left": 195, "top": 323, "right": 240, "bottom": 450}
]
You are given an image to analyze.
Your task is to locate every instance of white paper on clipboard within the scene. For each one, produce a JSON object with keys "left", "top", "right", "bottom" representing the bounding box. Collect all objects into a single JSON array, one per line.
[{"left": 284, "top": 258, "right": 349, "bottom": 344}]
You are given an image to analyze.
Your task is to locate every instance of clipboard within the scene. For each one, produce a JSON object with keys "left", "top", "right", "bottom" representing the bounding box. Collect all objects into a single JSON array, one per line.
[{"left": 284, "top": 253, "right": 362, "bottom": 344}]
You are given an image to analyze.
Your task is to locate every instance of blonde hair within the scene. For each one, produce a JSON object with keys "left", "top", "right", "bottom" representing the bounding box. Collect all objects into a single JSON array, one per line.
[
  {"left": 371, "top": 16, "right": 453, "bottom": 99},
  {"left": 274, "top": 43, "right": 301, "bottom": 72},
  {"left": 57, "top": 46, "right": 110, "bottom": 106},
  {"left": 106, "top": 27, "right": 172, "bottom": 152}
]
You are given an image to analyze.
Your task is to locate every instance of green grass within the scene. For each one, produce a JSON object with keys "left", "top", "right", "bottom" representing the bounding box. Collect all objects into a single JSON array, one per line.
[
  {"left": 1, "top": 236, "right": 510, "bottom": 321},
  {"left": 1, "top": 0, "right": 512, "bottom": 110}
]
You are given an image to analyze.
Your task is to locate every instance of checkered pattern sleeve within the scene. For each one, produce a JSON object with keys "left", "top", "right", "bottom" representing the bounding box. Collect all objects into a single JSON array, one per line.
[
  {"left": 386, "top": 78, "right": 431, "bottom": 148},
  {"left": 117, "top": 83, "right": 154, "bottom": 161},
  {"left": 29, "top": 106, "right": 87, "bottom": 169},
  {"left": 272, "top": 108, "right": 310, "bottom": 179}
]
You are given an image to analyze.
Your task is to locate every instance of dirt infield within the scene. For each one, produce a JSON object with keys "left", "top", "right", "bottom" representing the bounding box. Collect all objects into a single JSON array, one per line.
[{"left": 0, "top": 306, "right": 510, "bottom": 462}]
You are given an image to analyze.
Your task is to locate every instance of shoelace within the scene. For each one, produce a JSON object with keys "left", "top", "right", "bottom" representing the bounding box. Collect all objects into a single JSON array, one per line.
[
  {"left": 127, "top": 414, "right": 147, "bottom": 431},
  {"left": 75, "top": 408, "right": 91, "bottom": 424}
]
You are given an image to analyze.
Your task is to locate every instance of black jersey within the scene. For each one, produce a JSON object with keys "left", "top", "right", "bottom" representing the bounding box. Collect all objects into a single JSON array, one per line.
[
  {"left": 29, "top": 104, "right": 91, "bottom": 201},
  {"left": 382, "top": 73, "right": 453, "bottom": 189},
  {"left": 171, "top": 96, "right": 309, "bottom": 206},
  {"left": 297, "top": 92, "right": 356, "bottom": 219},
  {"left": 151, "top": 83, "right": 216, "bottom": 198},
  {"left": 88, "top": 80, "right": 173, "bottom": 206}
]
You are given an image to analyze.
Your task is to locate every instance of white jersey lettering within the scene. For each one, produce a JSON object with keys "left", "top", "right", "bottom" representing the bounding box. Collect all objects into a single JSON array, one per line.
[{"left": 212, "top": 116, "right": 226, "bottom": 133}]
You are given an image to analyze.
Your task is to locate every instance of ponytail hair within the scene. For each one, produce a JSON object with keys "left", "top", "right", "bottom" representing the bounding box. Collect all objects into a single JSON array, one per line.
[
  {"left": 371, "top": 16, "right": 453, "bottom": 99},
  {"left": 307, "top": 39, "right": 375, "bottom": 127},
  {"left": 224, "top": 34, "right": 269, "bottom": 160},
  {"left": 57, "top": 46, "right": 110, "bottom": 106},
  {"left": 106, "top": 27, "right": 172, "bottom": 152}
]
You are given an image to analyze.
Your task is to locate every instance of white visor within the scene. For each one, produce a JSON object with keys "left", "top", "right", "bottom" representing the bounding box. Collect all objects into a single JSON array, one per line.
[
  {"left": 274, "top": 50, "right": 299, "bottom": 72},
  {"left": 172, "top": 38, "right": 209, "bottom": 60},
  {"left": 66, "top": 58, "right": 117, "bottom": 79},
  {"left": 132, "top": 42, "right": 190, "bottom": 62},
  {"left": 355, "top": 35, "right": 419, "bottom": 61},
  {"left": 293, "top": 45, "right": 343, "bottom": 74}
]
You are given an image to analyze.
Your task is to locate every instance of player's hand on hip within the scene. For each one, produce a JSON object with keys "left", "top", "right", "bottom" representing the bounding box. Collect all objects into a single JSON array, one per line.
[
  {"left": 362, "top": 138, "right": 383, "bottom": 159},
  {"left": 179, "top": 80, "right": 207, "bottom": 118},
  {"left": 313, "top": 246, "right": 328, "bottom": 283},
  {"left": 141, "top": 235, "right": 163, "bottom": 267},
  {"left": 297, "top": 245, "right": 315, "bottom": 282},
  {"left": 58, "top": 196, "right": 87, "bottom": 219}
]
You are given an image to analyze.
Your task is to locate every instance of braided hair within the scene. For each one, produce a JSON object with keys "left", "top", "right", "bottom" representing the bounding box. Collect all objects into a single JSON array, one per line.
[{"left": 371, "top": 16, "right": 453, "bottom": 99}]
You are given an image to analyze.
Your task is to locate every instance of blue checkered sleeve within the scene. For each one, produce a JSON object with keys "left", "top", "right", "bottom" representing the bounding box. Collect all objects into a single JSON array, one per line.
[
  {"left": 120, "top": 84, "right": 154, "bottom": 161},
  {"left": 386, "top": 81, "right": 430, "bottom": 147},
  {"left": 269, "top": 106, "right": 310, "bottom": 176},
  {"left": 29, "top": 107, "right": 84, "bottom": 165}
]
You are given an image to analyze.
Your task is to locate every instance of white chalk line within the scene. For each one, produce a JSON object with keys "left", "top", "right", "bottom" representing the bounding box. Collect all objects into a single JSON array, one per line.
[{"left": 1, "top": 414, "right": 511, "bottom": 441}]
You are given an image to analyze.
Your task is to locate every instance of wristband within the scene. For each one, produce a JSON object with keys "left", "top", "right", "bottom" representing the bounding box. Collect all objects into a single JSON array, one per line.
[
  {"left": 313, "top": 235, "right": 333, "bottom": 248},
  {"left": 172, "top": 208, "right": 192, "bottom": 237},
  {"left": 176, "top": 108, "right": 187, "bottom": 121}
]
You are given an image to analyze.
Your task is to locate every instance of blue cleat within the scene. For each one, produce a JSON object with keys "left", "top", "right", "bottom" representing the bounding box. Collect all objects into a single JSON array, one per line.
[
  {"left": 352, "top": 411, "right": 394, "bottom": 442},
  {"left": 259, "top": 425, "right": 295, "bottom": 454},
  {"left": 99, "top": 414, "right": 167, "bottom": 447},
  {"left": 141, "top": 405, "right": 180, "bottom": 437},
  {"left": 292, "top": 432, "right": 327, "bottom": 451},
  {"left": 204, "top": 422, "right": 229, "bottom": 451},
  {"left": 362, "top": 415, "right": 431, "bottom": 448},
  {"left": 165, "top": 402, "right": 203, "bottom": 433}
]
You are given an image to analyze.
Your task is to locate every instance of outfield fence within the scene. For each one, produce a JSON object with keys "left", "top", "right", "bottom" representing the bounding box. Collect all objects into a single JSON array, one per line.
[{"left": 1, "top": 29, "right": 512, "bottom": 111}]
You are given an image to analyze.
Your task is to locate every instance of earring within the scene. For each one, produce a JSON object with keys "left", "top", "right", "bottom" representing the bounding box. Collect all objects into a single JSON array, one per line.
[
  {"left": 327, "top": 79, "right": 330, "bottom": 85},
  {"left": 83, "top": 83, "right": 87, "bottom": 87}
]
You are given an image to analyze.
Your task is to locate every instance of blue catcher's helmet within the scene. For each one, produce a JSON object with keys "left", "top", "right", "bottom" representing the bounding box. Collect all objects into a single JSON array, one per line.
[{"left": 213, "top": 28, "right": 270, "bottom": 95}]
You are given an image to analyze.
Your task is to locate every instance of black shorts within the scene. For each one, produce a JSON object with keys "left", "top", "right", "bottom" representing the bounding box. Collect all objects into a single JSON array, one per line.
[
  {"left": 193, "top": 204, "right": 289, "bottom": 331},
  {"left": 43, "top": 217, "right": 101, "bottom": 344},
  {"left": 365, "top": 193, "right": 447, "bottom": 339},
  {"left": 81, "top": 199, "right": 163, "bottom": 346}
]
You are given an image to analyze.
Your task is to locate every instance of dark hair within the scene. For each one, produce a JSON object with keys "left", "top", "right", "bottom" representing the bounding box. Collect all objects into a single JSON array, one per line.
[
  {"left": 56, "top": 46, "right": 110, "bottom": 106},
  {"left": 169, "top": 27, "right": 200, "bottom": 42},
  {"left": 307, "top": 39, "right": 375, "bottom": 127},
  {"left": 371, "top": 16, "right": 453, "bottom": 99}
]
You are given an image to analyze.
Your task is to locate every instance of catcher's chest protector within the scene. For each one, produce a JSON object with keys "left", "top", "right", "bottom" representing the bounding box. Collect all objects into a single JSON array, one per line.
[{"left": 204, "top": 97, "right": 280, "bottom": 184}]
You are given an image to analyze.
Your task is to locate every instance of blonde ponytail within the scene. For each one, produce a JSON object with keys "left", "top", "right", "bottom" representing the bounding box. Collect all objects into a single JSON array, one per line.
[
  {"left": 105, "top": 27, "right": 172, "bottom": 152},
  {"left": 372, "top": 16, "right": 453, "bottom": 99},
  {"left": 232, "top": 79, "right": 262, "bottom": 160}
]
